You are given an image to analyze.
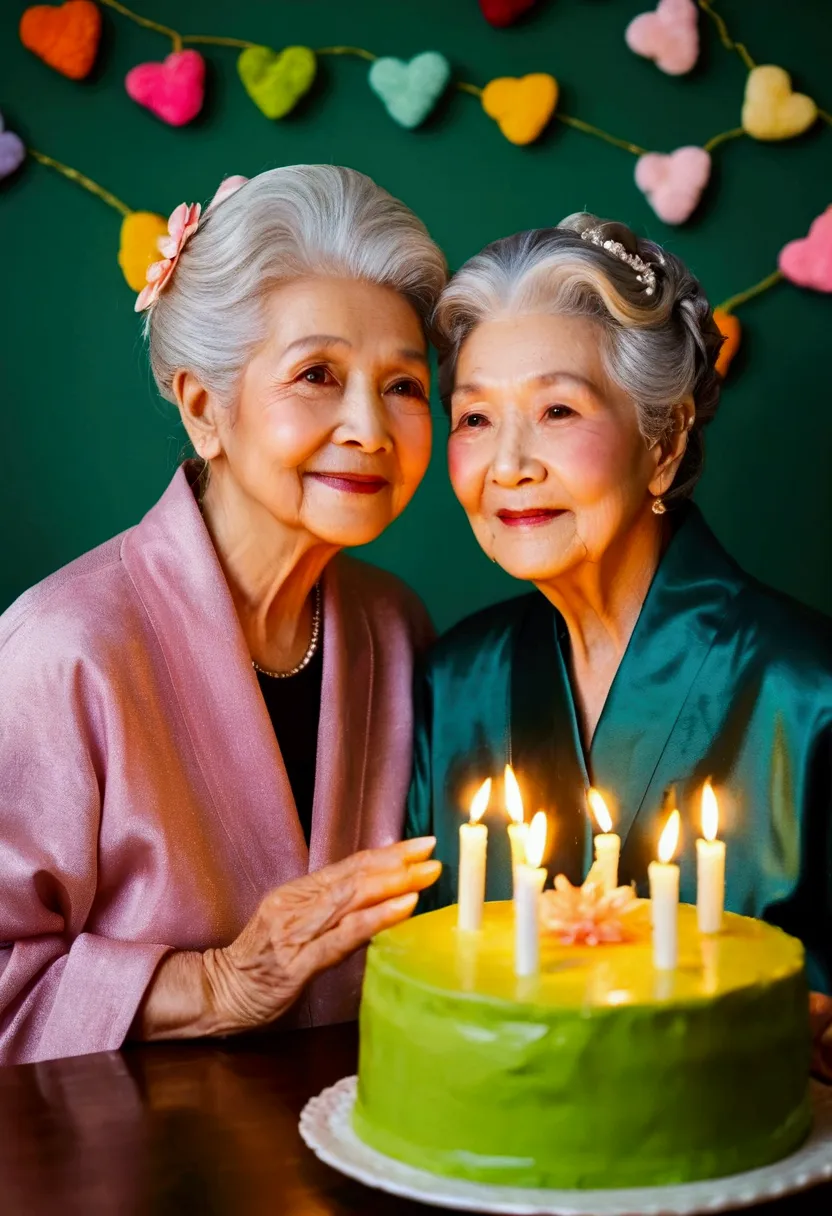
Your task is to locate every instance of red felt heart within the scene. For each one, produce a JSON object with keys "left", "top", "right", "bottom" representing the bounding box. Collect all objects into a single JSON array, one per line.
[
  {"left": 19, "top": 0, "right": 101, "bottom": 80},
  {"left": 478, "top": 0, "right": 538, "bottom": 28}
]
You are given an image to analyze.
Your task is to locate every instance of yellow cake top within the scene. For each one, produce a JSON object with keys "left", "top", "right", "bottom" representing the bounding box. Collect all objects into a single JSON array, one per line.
[{"left": 370, "top": 901, "right": 805, "bottom": 1010}]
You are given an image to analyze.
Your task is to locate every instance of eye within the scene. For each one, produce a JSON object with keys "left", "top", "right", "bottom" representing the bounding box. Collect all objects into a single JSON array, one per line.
[
  {"left": 458, "top": 412, "right": 489, "bottom": 429},
  {"left": 544, "top": 404, "right": 574, "bottom": 421},
  {"left": 388, "top": 378, "right": 426, "bottom": 400},
  {"left": 301, "top": 365, "right": 337, "bottom": 386}
]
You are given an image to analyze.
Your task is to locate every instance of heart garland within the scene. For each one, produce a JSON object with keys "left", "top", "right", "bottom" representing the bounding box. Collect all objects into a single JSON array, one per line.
[
  {"left": 237, "top": 46, "right": 317, "bottom": 120},
  {"left": 19, "top": 0, "right": 101, "bottom": 81},
  {"left": 779, "top": 207, "right": 832, "bottom": 292},
  {"left": 0, "top": 112, "right": 27, "bottom": 182},
  {"left": 626, "top": 0, "right": 699, "bottom": 77},
  {"left": 742, "top": 65, "right": 818, "bottom": 142},
  {"left": 478, "top": 0, "right": 538, "bottom": 29},
  {"left": 635, "top": 147, "right": 711, "bottom": 225},
  {"left": 368, "top": 52, "right": 451, "bottom": 129},
  {"left": 481, "top": 73, "right": 558, "bottom": 146},
  {"left": 125, "top": 50, "right": 206, "bottom": 127}
]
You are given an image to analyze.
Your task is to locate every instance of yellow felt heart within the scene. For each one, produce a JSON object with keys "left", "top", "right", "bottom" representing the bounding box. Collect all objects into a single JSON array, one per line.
[
  {"left": 742, "top": 65, "right": 817, "bottom": 141},
  {"left": 481, "top": 73, "right": 558, "bottom": 145},
  {"left": 118, "top": 211, "right": 169, "bottom": 292}
]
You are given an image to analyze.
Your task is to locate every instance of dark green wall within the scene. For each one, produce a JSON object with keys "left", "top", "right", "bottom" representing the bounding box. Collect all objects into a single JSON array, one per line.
[{"left": 2, "top": 0, "right": 831, "bottom": 631}]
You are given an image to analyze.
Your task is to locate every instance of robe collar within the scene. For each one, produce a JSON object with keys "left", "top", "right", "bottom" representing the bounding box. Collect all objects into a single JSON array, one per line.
[
  {"left": 510, "top": 505, "right": 743, "bottom": 882},
  {"left": 121, "top": 464, "right": 372, "bottom": 895}
]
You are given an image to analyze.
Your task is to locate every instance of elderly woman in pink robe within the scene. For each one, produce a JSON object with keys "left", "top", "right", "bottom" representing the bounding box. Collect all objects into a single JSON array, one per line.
[{"left": 0, "top": 165, "right": 446, "bottom": 1064}]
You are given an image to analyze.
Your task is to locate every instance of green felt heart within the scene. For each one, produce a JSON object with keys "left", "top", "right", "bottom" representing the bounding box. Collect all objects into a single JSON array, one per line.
[
  {"left": 237, "top": 45, "right": 316, "bottom": 119},
  {"left": 368, "top": 51, "right": 451, "bottom": 129}
]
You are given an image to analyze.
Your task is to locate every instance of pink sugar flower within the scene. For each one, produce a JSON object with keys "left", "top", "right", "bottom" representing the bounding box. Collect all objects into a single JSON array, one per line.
[
  {"left": 541, "top": 864, "right": 638, "bottom": 946},
  {"left": 135, "top": 201, "right": 201, "bottom": 313}
]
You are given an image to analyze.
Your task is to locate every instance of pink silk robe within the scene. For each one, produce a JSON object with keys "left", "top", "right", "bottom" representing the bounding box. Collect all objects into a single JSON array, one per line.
[{"left": 0, "top": 465, "right": 432, "bottom": 1065}]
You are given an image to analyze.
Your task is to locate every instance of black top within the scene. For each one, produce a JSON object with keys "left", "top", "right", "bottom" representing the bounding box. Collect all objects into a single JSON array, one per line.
[{"left": 256, "top": 642, "right": 323, "bottom": 847}]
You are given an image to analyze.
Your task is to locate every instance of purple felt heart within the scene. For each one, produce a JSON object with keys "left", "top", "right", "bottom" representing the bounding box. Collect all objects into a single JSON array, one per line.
[{"left": 0, "top": 126, "right": 26, "bottom": 180}]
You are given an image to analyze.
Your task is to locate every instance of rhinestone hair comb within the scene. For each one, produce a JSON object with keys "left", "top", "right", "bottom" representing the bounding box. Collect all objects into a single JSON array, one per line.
[{"left": 581, "top": 227, "right": 657, "bottom": 296}]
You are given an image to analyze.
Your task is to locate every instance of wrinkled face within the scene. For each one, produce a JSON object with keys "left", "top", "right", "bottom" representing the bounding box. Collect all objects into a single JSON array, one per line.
[
  {"left": 447, "top": 312, "right": 662, "bottom": 582},
  {"left": 216, "top": 277, "right": 432, "bottom": 547}
]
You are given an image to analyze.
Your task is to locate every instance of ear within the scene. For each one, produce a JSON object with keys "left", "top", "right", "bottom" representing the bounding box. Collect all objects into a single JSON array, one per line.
[
  {"left": 172, "top": 370, "right": 223, "bottom": 461},
  {"left": 648, "top": 398, "right": 695, "bottom": 499}
]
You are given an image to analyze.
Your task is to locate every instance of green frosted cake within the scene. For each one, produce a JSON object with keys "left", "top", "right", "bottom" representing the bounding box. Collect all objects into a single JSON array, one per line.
[{"left": 354, "top": 901, "right": 811, "bottom": 1189}]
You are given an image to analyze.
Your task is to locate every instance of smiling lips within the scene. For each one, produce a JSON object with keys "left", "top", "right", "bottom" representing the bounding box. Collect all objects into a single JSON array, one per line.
[
  {"left": 308, "top": 472, "right": 389, "bottom": 495},
  {"left": 496, "top": 508, "right": 565, "bottom": 528}
]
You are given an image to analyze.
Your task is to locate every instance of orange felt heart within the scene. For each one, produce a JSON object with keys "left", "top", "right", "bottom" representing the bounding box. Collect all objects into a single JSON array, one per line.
[
  {"left": 481, "top": 73, "right": 558, "bottom": 145},
  {"left": 19, "top": 0, "right": 101, "bottom": 81},
  {"left": 713, "top": 309, "right": 741, "bottom": 378}
]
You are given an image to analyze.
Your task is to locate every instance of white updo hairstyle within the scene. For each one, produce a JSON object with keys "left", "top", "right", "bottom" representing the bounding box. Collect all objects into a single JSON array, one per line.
[
  {"left": 145, "top": 164, "right": 448, "bottom": 406},
  {"left": 435, "top": 213, "right": 723, "bottom": 505}
]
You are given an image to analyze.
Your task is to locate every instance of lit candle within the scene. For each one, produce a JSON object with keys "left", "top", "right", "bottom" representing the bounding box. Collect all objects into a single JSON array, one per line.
[
  {"left": 649, "top": 808, "right": 681, "bottom": 971},
  {"left": 587, "top": 788, "right": 620, "bottom": 895},
  {"left": 514, "top": 811, "right": 548, "bottom": 977},
  {"left": 504, "top": 764, "right": 529, "bottom": 895},
  {"left": 458, "top": 778, "right": 491, "bottom": 931},
  {"left": 696, "top": 780, "right": 725, "bottom": 934}
]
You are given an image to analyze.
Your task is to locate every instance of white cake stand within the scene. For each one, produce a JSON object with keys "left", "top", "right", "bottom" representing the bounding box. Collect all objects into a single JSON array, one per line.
[{"left": 299, "top": 1076, "right": 832, "bottom": 1215}]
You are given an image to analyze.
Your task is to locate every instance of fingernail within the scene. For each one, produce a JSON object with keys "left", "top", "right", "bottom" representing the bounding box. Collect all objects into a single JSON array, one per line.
[
  {"left": 402, "top": 836, "right": 436, "bottom": 855},
  {"left": 387, "top": 892, "right": 419, "bottom": 913},
  {"left": 410, "top": 860, "right": 442, "bottom": 883}
]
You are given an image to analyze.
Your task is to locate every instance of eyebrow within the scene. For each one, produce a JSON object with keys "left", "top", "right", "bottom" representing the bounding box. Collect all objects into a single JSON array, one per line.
[
  {"left": 282, "top": 334, "right": 429, "bottom": 366},
  {"left": 452, "top": 370, "right": 601, "bottom": 399}
]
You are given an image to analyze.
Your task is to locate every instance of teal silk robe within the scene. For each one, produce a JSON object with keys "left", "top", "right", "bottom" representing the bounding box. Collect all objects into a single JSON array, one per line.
[{"left": 408, "top": 506, "right": 832, "bottom": 994}]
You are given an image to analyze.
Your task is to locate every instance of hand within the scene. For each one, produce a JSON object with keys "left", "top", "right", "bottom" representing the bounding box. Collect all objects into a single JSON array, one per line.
[
  {"left": 202, "top": 837, "right": 440, "bottom": 1034},
  {"left": 809, "top": 991, "right": 832, "bottom": 1080}
]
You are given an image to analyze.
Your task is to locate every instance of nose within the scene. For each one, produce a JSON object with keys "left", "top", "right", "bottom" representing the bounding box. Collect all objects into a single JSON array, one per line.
[
  {"left": 332, "top": 378, "right": 394, "bottom": 455},
  {"left": 490, "top": 413, "right": 546, "bottom": 488}
]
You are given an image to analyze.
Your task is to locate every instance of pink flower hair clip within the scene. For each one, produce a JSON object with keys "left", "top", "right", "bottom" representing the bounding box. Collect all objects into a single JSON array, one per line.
[{"left": 135, "top": 175, "right": 249, "bottom": 313}]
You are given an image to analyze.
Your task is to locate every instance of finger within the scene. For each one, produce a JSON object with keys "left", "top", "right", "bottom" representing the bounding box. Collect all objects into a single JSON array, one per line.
[
  {"left": 323, "top": 857, "right": 441, "bottom": 921},
  {"left": 306, "top": 892, "right": 419, "bottom": 975}
]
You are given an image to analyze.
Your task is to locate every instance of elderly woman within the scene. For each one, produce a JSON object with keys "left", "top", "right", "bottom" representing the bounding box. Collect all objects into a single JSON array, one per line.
[
  {"left": 0, "top": 165, "right": 445, "bottom": 1064},
  {"left": 408, "top": 214, "right": 832, "bottom": 1061}
]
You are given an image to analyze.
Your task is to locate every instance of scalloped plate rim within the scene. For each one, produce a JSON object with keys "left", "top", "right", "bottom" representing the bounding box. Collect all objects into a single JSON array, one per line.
[{"left": 299, "top": 1076, "right": 832, "bottom": 1216}]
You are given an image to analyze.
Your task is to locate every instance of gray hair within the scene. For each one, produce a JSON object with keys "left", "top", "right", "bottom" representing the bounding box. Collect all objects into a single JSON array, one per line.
[
  {"left": 146, "top": 164, "right": 448, "bottom": 405},
  {"left": 435, "top": 212, "right": 723, "bottom": 504}
]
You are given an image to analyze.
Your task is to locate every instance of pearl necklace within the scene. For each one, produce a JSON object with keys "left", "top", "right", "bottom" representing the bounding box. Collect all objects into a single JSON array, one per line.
[{"left": 251, "top": 582, "right": 322, "bottom": 679}]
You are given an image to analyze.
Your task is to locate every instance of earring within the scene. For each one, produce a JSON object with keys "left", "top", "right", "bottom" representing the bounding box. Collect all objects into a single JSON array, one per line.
[{"left": 651, "top": 496, "right": 667, "bottom": 515}]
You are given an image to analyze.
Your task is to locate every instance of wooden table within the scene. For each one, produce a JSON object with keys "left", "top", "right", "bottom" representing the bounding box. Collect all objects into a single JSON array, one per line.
[{"left": 0, "top": 1023, "right": 829, "bottom": 1215}]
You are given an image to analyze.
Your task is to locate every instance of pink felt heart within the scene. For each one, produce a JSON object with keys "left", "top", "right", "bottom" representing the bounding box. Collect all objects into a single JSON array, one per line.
[
  {"left": 778, "top": 206, "right": 832, "bottom": 292},
  {"left": 635, "top": 146, "right": 711, "bottom": 224},
  {"left": 626, "top": 0, "right": 699, "bottom": 76},
  {"left": 125, "top": 49, "right": 206, "bottom": 127},
  {"left": 0, "top": 111, "right": 26, "bottom": 180}
]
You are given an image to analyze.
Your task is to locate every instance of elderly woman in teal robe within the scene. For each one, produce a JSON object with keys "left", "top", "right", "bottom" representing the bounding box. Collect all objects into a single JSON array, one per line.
[{"left": 407, "top": 214, "right": 832, "bottom": 1062}]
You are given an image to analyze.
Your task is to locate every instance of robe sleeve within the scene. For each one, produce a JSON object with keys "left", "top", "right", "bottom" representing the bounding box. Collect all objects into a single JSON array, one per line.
[{"left": 0, "top": 631, "right": 171, "bottom": 1065}]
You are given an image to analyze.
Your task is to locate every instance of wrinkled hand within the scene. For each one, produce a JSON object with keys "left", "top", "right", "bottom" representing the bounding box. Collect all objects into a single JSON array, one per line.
[
  {"left": 203, "top": 837, "right": 440, "bottom": 1033},
  {"left": 810, "top": 992, "right": 832, "bottom": 1081}
]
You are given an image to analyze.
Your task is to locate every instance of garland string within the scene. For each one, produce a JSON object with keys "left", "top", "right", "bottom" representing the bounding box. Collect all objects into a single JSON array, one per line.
[
  {"left": 717, "top": 270, "right": 784, "bottom": 315},
  {"left": 98, "top": 0, "right": 182, "bottom": 52},
  {"left": 556, "top": 114, "right": 648, "bottom": 157},
  {"left": 703, "top": 127, "right": 745, "bottom": 153},
  {"left": 697, "top": 0, "right": 756, "bottom": 72},
  {"left": 28, "top": 149, "right": 133, "bottom": 217}
]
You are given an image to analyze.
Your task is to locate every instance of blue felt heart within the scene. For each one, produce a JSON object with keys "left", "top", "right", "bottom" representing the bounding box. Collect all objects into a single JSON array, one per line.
[{"left": 368, "top": 51, "right": 451, "bottom": 129}]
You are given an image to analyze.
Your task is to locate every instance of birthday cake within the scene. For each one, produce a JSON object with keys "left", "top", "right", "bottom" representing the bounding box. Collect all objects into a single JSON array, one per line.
[{"left": 353, "top": 900, "right": 811, "bottom": 1189}]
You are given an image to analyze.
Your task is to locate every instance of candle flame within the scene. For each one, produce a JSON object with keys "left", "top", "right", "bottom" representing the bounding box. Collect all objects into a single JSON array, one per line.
[
  {"left": 658, "top": 808, "right": 680, "bottom": 864},
  {"left": 469, "top": 778, "right": 492, "bottom": 825},
  {"left": 504, "top": 764, "right": 524, "bottom": 825},
  {"left": 587, "top": 787, "right": 613, "bottom": 834},
  {"left": 701, "top": 780, "right": 719, "bottom": 843},
  {"left": 526, "top": 810, "right": 547, "bottom": 868}
]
